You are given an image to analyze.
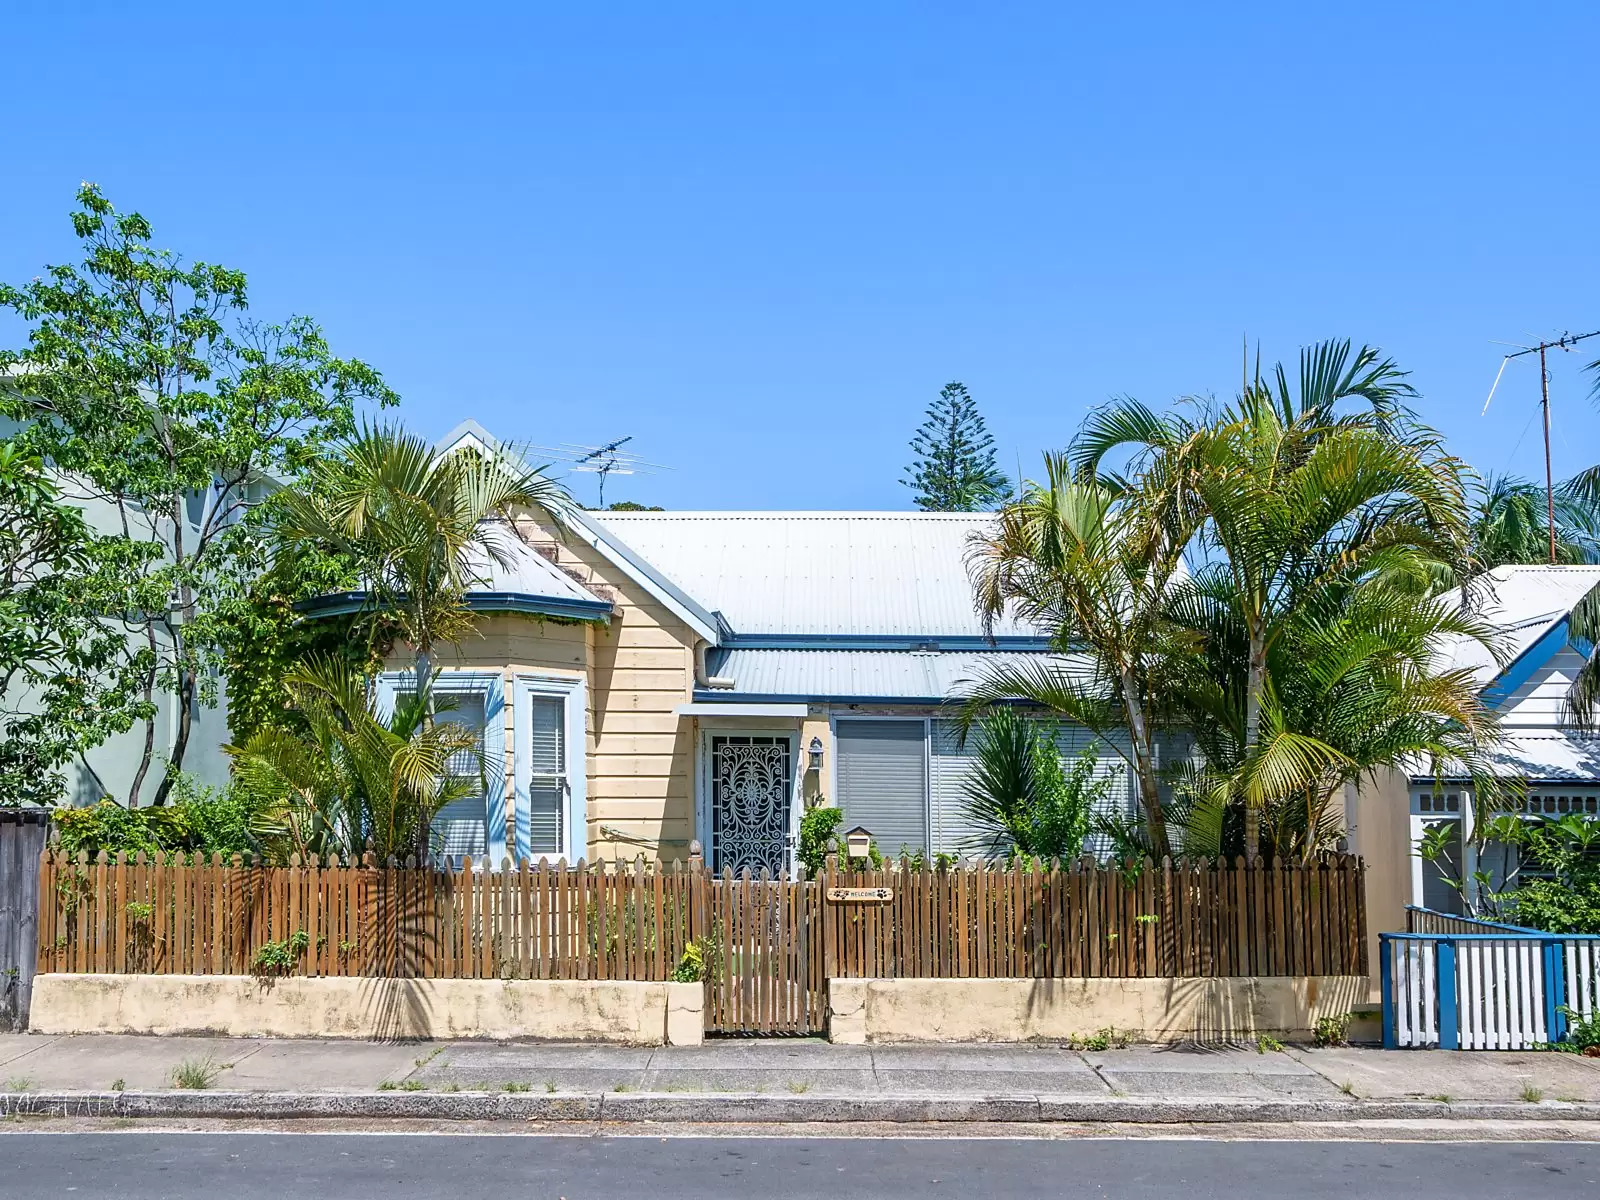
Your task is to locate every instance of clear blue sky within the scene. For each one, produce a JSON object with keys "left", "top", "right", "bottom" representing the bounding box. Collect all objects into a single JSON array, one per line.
[{"left": 4, "top": 2, "right": 1597, "bottom": 510}]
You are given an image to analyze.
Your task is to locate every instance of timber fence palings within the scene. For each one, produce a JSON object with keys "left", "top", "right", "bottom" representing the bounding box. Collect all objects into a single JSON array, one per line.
[{"left": 36, "top": 853, "right": 1366, "bottom": 1021}]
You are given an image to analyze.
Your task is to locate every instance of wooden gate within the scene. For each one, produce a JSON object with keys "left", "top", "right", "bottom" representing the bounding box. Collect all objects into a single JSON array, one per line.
[{"left": 702, "top": 870, "right": 823, "bottom": 1035}]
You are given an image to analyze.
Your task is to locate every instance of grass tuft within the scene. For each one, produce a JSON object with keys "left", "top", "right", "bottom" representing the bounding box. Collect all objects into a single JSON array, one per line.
[{"left": 169, "top": 1058, "right": 224, "bottom": 1090}]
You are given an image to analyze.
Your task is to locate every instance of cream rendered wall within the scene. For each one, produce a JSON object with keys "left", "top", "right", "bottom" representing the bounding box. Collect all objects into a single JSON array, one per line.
[{"left": 1350, "top": 766, "right": 1412, "bottom": 994}]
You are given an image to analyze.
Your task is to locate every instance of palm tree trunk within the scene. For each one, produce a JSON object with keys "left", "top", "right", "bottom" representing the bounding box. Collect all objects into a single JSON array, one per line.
[
  {"left": 1120, "top": 669, "right": 1170, "bottom": 858},
  {"left": 1242, "top": 626, "right": 1266, "bottom": 862},
  {"left": 414, "top": 643, "right": 433, "bottom": 862}
]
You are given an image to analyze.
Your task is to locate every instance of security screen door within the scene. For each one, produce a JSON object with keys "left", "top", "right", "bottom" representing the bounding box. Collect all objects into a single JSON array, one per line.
[{"left": 708, "top": 734, "right": 793, "bottom": 875}]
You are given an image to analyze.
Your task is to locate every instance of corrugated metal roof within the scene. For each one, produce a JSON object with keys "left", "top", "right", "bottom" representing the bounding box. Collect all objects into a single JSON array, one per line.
[
  {"left": 1412, "top": 731, "right": 1600, "bottom": 785},
  {"left": 589, "top": 511, "right": 1033, "bottom": 637},
  {"left": 703, "top": 648, "right": 1093, "bottom": 701},
  {"left": 465, "top": 525, "right": 610, "bottom": 607},
  {"left": 1441, "top": 565, "right": 1600, "bottom": 686}
]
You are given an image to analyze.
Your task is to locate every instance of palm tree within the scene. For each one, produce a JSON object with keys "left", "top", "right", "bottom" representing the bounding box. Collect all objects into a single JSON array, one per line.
[
  {"left": 1470, "top": 474, "right": 1599, "bottom": 568},
  {"left": 963, "top": 454, "right": 1199, "bottom": 856},
  {"left": 1164, "top": 562, "right": 1504, "bottom": 860},
  {"left": 226, "top": 655, "right": 481, "bottom": 862},
  {"left": 1073, "top": 340, "right": 1477, "bottom": 858},
  {"left": 275, "top": 422, "right": 574, "bottom": 704}
]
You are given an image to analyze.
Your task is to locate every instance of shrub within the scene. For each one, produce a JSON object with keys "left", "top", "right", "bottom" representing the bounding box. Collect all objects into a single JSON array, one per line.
[
  {"left": 798, "top": 805, "right": 845, "bottom": 876},
  {"left": 670, "top": 941, "right": 707, "bottom": 983},
  {"left": 961, "top": 710, "right": 1117, "bottom": 863},
  {"left": 1313, "top": 1014, "right": 1351, "bottom": 1047}
]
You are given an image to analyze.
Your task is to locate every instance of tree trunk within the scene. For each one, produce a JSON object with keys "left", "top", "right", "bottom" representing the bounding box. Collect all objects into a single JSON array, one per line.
[
  {"left": 413, "top": 644, "right": 433, "bottom": 862},
  {"left": 125, "top": 627, "right": 161, "bottom": 807},
  {"left": 150, "top": 665, "right": 196, "bottom": 808},
  {"left": 1242, "top": 625, "right": 1266, "bottom": 863},
  {"left": 1120, "top": 669, "right": 1170, "bottom": 858}
]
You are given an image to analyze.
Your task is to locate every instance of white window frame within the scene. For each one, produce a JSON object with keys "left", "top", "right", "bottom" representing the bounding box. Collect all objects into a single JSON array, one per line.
[
  {"left": 375, "top": 669, "right": 507, "bottom": 864},
  {"left": 514, "top": 673, "right": 587, "bottom": 863}
]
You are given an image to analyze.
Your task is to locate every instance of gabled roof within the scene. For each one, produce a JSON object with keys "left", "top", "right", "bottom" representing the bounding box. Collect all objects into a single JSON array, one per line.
[
  {"left": 433, "top": 422, "right": 723, "bottom": 643},
  {"left": 588, "top": 511, "right": 1041, "bottom": 642},
  {"left": 1439, "top": 565, "right": 1600, "bottom": 702}
]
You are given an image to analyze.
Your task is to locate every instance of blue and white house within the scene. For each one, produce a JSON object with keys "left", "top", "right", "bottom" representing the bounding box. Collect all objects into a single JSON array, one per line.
[{"left": 1354, "top": 564, "right": 1600, "bottom": 931}]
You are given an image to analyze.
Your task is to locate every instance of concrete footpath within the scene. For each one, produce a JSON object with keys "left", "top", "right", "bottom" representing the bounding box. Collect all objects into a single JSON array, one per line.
[{"left": 2, "top": 1033, "right": 1599, "bottom": 1124}]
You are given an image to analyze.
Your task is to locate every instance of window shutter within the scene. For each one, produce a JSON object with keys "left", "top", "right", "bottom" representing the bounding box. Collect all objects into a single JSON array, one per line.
[
  {"left": 835, "top": 720, "right": 927, "bottom": 858},
  {"left": 432, "top": 692, "right": 489, "bottom": 858},
  {"left": 526, "top": 695, "right": 565, "bottom": 855}
]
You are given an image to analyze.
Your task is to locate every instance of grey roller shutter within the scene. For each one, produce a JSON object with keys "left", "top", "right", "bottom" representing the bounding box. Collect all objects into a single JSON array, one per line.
[{"left": 835, "top": 719, "right": 928, "bottom": 858}]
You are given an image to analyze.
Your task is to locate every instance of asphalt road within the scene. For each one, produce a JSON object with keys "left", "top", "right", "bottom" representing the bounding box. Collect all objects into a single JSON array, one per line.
[{"left": 2, "top": 1134, "right": 1597, "bottom": 1198}]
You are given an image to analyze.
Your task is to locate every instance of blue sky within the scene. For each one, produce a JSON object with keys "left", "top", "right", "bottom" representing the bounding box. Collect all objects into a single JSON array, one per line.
[{"left": 4, "top": 2, "right": 1597, "bottom": 510}]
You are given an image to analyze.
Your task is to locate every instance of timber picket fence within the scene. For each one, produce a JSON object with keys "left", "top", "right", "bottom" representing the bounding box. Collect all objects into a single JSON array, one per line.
[{"left": 36, "top": 850, "right": 1366, "bottom": 1035}]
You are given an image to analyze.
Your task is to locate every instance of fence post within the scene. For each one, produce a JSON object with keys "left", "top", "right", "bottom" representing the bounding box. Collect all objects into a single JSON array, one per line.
[
  {"left": 1379, "top": 934, "right": 1396, "bottom": 1049},
  {"left": 1436, "top": 939, "right": 1459, "bottom": 1050},
  {"left": 688, "top": 841, "right": 704, "bottom": 944},
  {"left": 1543, "top": 938, "right": 1567, "bottom": 1044}
]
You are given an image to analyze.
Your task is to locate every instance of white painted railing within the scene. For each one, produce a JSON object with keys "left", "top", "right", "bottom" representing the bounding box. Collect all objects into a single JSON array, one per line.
[{"left": 1382, "top": 922, "right": 1600, "bottom": 1050}]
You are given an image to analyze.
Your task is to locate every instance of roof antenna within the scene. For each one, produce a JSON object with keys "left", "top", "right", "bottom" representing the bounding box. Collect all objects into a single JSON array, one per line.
[
  {"left": 523, "top": 436, "right": 673, "bottom": 509},
  {"left": 1481, "top": 328, "right": 1600, "bottom": 564}
]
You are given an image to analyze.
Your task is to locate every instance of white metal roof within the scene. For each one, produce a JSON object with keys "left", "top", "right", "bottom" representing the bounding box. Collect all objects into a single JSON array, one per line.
[
  {"left": 703, "top": 648, "right": 1092, "bottom": 701},
  {"left": 589, "top": 511, "right": 1035, "bottom": 638},
  {"left": 1440, "top": 565, "right": 1600, "bottom": 687},
  {"left": 1412, "top": 731, "right": 1600, "bottom": 785},
  {"left": 463, "top": 524, "right": 610, "bottom": 608}
]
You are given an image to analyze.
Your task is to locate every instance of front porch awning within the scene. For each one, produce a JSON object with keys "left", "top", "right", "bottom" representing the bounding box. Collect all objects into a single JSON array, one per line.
[{"left": 673, "top": 702, "right": 808, "bottom": 718}]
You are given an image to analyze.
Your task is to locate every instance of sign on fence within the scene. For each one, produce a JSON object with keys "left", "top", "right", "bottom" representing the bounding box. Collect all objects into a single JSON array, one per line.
[{"left": 826, "top": 887, "right": 893, "bottom": 902}]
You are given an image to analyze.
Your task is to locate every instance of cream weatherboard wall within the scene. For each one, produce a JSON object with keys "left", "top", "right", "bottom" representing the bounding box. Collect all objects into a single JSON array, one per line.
[{"left": 510, "top": 513, "right": 699, "bottom": 864}]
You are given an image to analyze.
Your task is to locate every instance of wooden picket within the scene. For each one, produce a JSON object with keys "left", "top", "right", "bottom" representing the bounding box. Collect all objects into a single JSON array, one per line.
[{"left": 35, "top": 850, "right": 1365, "bottom": 1034}]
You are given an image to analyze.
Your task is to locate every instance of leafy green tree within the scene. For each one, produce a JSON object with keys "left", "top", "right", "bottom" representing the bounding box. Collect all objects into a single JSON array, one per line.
[
  {"left": 903, "top": 381, "right": 1013, "bottom": 511},
  {"left": 0, "top": 185, "right": 397, "bottom": 805},
  {"left": 0, "top": 442, "right": 150, "bottom": 805},
  {"left": 209, "top": 520, "right": 394, "bottom": 745}
]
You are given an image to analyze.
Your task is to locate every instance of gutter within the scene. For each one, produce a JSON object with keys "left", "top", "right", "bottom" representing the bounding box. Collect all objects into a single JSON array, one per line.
[{"left": 694, "top": 641, "right": 735, "bottom": 690}]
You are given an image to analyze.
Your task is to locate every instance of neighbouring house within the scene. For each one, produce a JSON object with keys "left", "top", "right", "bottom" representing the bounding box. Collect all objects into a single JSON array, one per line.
[
  {"left": 0, "top": 409, "right": 244, "bottom": 806},
  {"left": 299, "top": 420, "right": 1144, "bottom": 871},
  {"left": 1354, "top": 564, "right": 1600, "bottom": 939}
]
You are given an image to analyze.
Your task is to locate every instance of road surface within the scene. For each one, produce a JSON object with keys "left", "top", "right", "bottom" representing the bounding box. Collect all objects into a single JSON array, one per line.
[{"left": 2, "top": 1133, "right": 1596, "bottom": 1198}]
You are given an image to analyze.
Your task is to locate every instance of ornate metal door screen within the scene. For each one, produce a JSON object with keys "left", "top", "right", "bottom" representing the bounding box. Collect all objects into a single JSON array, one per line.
[{"left": 709, "top": 735, "right": 792, "bottom": 875}]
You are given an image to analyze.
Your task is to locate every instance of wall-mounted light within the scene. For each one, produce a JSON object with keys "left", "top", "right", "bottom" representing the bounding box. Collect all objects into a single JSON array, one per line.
[{"left": 807, "top": 735, "right": 825, "bottom": 773}]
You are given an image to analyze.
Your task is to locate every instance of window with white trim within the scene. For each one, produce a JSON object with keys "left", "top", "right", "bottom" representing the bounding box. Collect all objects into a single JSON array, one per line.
[
  {"left": 526, "top": 693, "right": 567, "bottom": 857},
  {"left": 431, "top": 689, "right": 490, "bottom": 858}
]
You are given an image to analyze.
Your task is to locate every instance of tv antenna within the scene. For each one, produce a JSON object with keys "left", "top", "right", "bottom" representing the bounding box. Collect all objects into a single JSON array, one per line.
[
  {"left": 524, "top": 437, "right": 672, "bottom": 508},
  {"left": 1481, "top": 329, "right": 1600, "bottom": 565}
]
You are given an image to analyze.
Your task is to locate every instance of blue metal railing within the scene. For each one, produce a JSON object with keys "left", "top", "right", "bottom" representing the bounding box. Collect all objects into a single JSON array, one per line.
[{"left": 1381, "top": 918, "right": 1600, "bottom": 1050}]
